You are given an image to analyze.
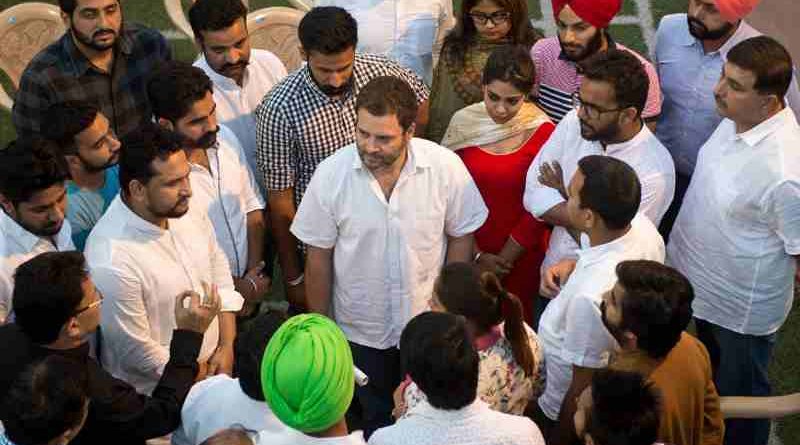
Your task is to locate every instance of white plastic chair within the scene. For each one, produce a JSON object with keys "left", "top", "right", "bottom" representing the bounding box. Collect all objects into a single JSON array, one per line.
[
  {"left": 0, "top": 3, "right": 66, "bottom": 110},
  {"left": 247, "top": 7, "right": 305, "bottom": 73},
  {"left": 287, "top": 0, "right": 312, "bottom": 12},
  {"left": 164, "top": 0, "right": 251, "bottom": 39}
]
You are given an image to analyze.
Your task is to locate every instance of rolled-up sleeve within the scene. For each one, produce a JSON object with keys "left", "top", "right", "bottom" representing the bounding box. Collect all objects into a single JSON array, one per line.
[
  {"left": 444, "top": 154, "right": 488, "bottom": 237},
  {"left": 766, "top": 179, "right": 800, "bottom": 255},
  {"left": 255, "top": 100, "right": 297, "bottom": 191},
  {"left": 524, "top": 117, "right": 570, "bottom": 217}
]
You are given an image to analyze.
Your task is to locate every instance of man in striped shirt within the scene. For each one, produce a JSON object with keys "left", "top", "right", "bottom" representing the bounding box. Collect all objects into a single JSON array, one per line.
[{"left": 531, "top": 0, "right": 662, "bottom": 129}]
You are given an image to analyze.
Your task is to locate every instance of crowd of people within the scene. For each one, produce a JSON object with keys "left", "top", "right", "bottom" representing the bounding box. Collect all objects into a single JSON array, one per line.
[{"left": 0, "top": 0, "right": 798, "bottom": 444}]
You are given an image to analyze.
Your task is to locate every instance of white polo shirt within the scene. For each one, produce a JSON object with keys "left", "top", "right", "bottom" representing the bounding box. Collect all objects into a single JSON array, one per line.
[
  {"left": 667, "top": 108, "right": 800, "bottom": 336},
  {"left": 0, "top": 211, "right": 74, "bottom": 323},
  {"left": 188, "top": 125, "right": 265, "bottom": 277},
  {"left": 194, "top": 49, "right": 287, "bottom": 186},
  {"left": 291, "top": 138, "right": 488, "bottom": 349},
  {"left": 537, "top": 214, "right": 665, "bottom": 420},
  {"left": 85, "top": 197, "right": 243, "bottom": 395},
  {"left": 524, "top": 110, "right": 675, "bottom": 283}
]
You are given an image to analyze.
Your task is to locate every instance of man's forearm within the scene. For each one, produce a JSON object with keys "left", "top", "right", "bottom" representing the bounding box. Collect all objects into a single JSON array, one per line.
[
  {"left": 268, "top": 189, "right": 303, "bottom": 281},
  {"left": 446, "top": 233, "right": 475, "bottom": 263},
  {"left": 541, "top": 203, "right": 582, "bottom": 243},
  {"left": 552, "top": 366, "right": 595, "bottom": 445},
  {"left": 245, "top": 210, "right": 267, "bottom": 271},
  {"left": 415, "top": 99, "right": 430, "bottom": 137},
  {"left": 217, "top": 312, "right": 236, "bottom": 348},
  {"left": 305, "top": 246, "right": 334, "bottom": 315}
]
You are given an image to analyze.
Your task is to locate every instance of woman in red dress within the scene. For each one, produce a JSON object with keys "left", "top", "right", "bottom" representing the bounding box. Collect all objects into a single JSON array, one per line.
[{"left": 442, "top": 45, "right": 554, "bottom": 323}]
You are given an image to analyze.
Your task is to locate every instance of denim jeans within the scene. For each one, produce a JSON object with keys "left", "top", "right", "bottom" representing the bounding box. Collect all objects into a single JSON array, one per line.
[{"left": 695, "top": 318, "right": 777, "bottom": 445}]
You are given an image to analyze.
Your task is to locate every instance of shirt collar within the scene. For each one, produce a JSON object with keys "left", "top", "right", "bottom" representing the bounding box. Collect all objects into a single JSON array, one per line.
[
  {"left": 679, "top": 18, "right": 754, "bottom": 58},
  {"left": 0, "top": 210, "right": 69, "bottom": 252},
  {"left": 112, "top": 195, "right": 168, "bottom": 236},
  {"left": 736, "top": 107, "right": 796, "bottom": 147},
  {"left": 409, "top": 397, "right": 489, "bottom": 420},
  {"left": 63, "top": 24, "right": 133, "bottom": 76},
  {"left": 600, "top": 121, "right": 653, "bottom": 155},
  {"left": 576, "top": 214, "right": 642, "bottom": 266}
]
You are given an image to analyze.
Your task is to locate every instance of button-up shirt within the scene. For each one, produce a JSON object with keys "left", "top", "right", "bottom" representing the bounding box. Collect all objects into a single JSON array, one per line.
[
  {"left": 537, "top": 214, "right": 665, "bottom": 420},
  {"left": 368, "top": 399, "right": 545, "bottom": 445},
  {"left": 255, "top": 53, "right": 429, "bottom": 208},
  {"left": 13, "top": 23, "right": 171, "bottom": 139},
  {"left": 524, "top": 110, "right": 675, "bottom": 280},
  {"left": 0, "top": 211, "right": 74, "bottom": 323},
  {"left": 291, "top": 138, "right": 487, "bottom": 349},
  {"left": 312, "top": 0, "right": 455, "bottom": 85},
  {"left": 654, "top": 14, "right": 800, "bottom": 176},
  {"left": 194, "top": 49, "right": 287, "bottom": 187},
  {"left": 667, "top": 108, "right": 800, "bottom": 336},
  {"left": 85, "top": 197, "right": 243, "bottom": 395},
  {"left": 531, "top": 36, "right": 662, "bottom": 124},
  {"left": 188, "top": 125, "right": 265, "bottom": 277}
]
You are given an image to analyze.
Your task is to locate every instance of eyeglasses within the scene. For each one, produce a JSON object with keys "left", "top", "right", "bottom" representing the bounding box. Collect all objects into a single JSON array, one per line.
[
  {"left": 572, "top": 92, "right": 624, "bottom": 120},
  {"left": 469, "top": 11, "right": 512, "bottom": 26},
  {"left": 73, "top": 289, "right": 104, "bottom": 316}
]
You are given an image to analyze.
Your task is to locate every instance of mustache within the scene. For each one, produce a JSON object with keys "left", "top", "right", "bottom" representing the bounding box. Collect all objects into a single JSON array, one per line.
[
  {"left": 93, "top": 28, "right": 116, "bottom": 38},
  {"left": 221, "top": 61, "right": 248, "bottom": 72}
]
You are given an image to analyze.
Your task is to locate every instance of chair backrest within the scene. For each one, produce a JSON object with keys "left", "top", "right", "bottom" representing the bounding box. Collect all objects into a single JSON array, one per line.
[
  {"left": 165, "top": 0, "right": 250, "bottom": 39},
  {"left": 288, "top": 0, "right": 312, "bottom": 12},
  {"left": 0, "top": 3, "right": 66, "bottom": 110},
  {"left": 247, "top": 7, "right": 305, "bottom": 73}
]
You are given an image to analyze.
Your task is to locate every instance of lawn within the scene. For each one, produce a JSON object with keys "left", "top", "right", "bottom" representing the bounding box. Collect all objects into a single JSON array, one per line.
[{"left": 0, "top": 0, "right": 798, "bottom": 442}]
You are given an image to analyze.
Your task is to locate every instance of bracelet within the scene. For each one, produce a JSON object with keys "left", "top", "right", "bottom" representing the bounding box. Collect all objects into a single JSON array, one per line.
[
  {"left": 245, "top": 276, "right": 258, "bottom": 294},
  {"left": 473, "top": 251, "right": 483, "bottom": 263},
  {"left": 287, "top": 273, "right": 305, "bottom": 287}
]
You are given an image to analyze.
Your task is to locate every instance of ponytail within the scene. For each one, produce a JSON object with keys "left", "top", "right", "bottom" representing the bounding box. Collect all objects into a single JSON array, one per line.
[{"left": 480, "top": 272, "right": 535, "bottom": 377}]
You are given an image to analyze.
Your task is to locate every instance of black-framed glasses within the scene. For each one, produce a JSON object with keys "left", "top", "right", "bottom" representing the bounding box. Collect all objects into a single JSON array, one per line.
[
  {"left": 572, "top": 92, "right": 624, "bottom": 119},
  {"left": 469, "top": 11, "right": 512, "bottom": 26}
]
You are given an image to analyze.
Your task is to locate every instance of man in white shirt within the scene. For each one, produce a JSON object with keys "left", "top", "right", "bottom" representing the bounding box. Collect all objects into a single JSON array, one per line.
[
  {"left": 189, "top": 0, "right": 287, "bottom": 183},
  {"left": 369, "top": 312, "right": 545, "bottom": 445},
  {"left": 149, "top": 61, "right": 269, "bottom": 317},
  {"left": 532, "top": 156, "right": 665, "bottom": 445},
  {"left": 291, "top": 76, "right": 487, "bottom": 436},
  {"left": 173, "top": 312, "right": 287, "bottom": 445},
  {"left": 667, "top": 36, "right": 800, "bottom": 445},
  {"left": 85, "top": 123, "right": 244, "bottom": 395},
  {"left": 312, "top": 0, "right": 454, "bottom": 85},
  {"left": 0, "top": 138, "right": 74, "bottom": 324},
  {"left": 525, "top": 49, "right": 674, "bottom": 323}
]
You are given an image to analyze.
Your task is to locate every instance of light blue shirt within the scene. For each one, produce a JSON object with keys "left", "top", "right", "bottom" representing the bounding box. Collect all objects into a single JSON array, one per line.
[
  {"left": 66, "top": 165, "right": 120, "bottom": 251},
  {"left": 654, "top": 14, "right": 800, "bottom": 176}
]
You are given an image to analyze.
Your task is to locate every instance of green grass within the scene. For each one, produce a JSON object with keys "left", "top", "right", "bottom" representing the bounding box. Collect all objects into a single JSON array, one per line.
[{"left": 1, "top": 2, "right": 798, "bottom": 441}]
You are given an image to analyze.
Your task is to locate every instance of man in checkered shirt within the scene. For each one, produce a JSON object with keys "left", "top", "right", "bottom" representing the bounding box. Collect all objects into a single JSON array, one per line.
[{"left": 255, "top": 6, "right": 430, "bottom": 309}]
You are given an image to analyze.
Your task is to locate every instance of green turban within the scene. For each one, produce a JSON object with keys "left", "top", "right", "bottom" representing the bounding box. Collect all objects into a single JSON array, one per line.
[{"left": 261, "top": 313, "right": 355, "bottom": 433}]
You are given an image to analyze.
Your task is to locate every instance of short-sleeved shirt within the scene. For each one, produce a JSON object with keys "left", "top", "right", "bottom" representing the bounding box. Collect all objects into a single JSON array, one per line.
[
  {"left": 524, "top": 110, "right": 675, "bottom": 281},
  {"left": 667, "top": 108, "right": 800, "bottom": 336},
  {"left": 254, "top": 53, "right": 429, "bottom": 208},
  {"left": 537, "top": 214, "right": 665, "bottom": 420},
  {"left": 187, "top": 125, "right": 265, "bottom": 277},
  {"left": 13, "top": 23, "right": 172, "bottom": 139},
  {"left": 531, "top": 36, "right": 662, "bottom": 124},
  {"left": 194, "top": 49, "right": 287, "bottom": 187},
  {"left": 66, "top": 166, "right": 120, "bottom": 251},
  {"left": 290, "top": 138, "right": 487, "bottom": 349},
  {"left": 655, "top": 14, "right": 800, "bottom": 176}
]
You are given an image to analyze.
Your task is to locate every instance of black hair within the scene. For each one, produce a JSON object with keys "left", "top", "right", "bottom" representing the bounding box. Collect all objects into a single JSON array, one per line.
[
  {"left": 482, "top": 44, "right": 536, "bottom": 93},
  {"left": 188, "top": 0, "right": 248, "bottom": 41},
  {"left": 2, "top": 355, "right": 89, "bottom": 445},
  {"left": 356, "top": 76, "right": 419, "bottom": 131},
  {"left": 581, "top": 49, "right": 650, "bottom": 117},
  {"left": 59, "top": 0, "right": 119, "bottom": 15},
  {"left": 298, "top": 7, "right": 358, "bottom": 55},
  {"left": 400, "top": 312, "right": 478, "bottom": 410},
  {"left": 727, "top": 35, "right": 793, "bottom": 99},
  {"left": 147, "top": 61, "right": 214, "bottom": 123},
  {"left": 118, "top": 122, "right": 185, "bottom": 196},
  {"left": 435, "top": 262, "right": 535, "bottom": 377},
  {"left": 585, "top": 369, "right": 661, "bottom": 445},
  {"left": 42, "top": 101, "right": 100, "bottom": 156},
  {"left": 235, "top": 312, "right": 287, "bottom": 400},
  {"left": 615, "top": 260, "right": 694, "bottom": 358},
  {"left": 13, "top": 251, "right": 89, "bottom": 345},
  {"left": 576, "top": 155, "right": 641, "bottom": 230},
  {"left": 443, "top": 0, "right": 539, "bottom": 68},
  {"left": 0, "top": 138, "right": 69, "bottom": 206}
]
